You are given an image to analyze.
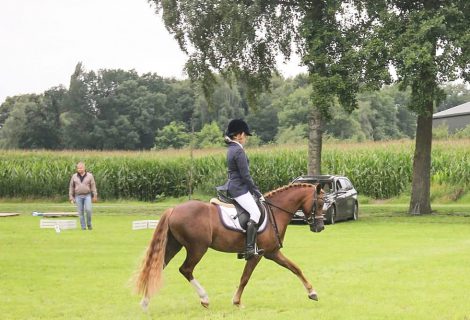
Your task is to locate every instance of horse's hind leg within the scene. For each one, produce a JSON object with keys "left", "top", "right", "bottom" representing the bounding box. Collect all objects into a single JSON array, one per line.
[
  {"left": 232, "top": 255, "right": 262, "bottom": 307},
  {"left": 164, "top": 231, "right": 182, "bottom": 267},
  {"left": 265, "top": 251, "right": 318, "bottom": 301},
  {"left": 179, "top": 246, "right": 210, "bottom": 308}
]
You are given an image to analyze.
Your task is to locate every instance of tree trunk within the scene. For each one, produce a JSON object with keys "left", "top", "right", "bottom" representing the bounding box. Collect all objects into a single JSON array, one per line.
[
  {"left": 308, "top": 107, "right": 323, "bottom": 175},
  {"left": 409, "top": 102, "right": 433, "bottom": 215}
]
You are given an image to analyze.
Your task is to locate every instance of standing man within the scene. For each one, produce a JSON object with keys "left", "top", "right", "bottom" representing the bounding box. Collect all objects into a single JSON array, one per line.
[{"left": 69, "top": 162, "right": 97, "bottom": 230}]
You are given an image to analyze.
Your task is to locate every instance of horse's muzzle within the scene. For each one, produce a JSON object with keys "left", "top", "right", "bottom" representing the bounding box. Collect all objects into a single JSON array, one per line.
[{"left": 309, "top": 217, "right": 325, "bottom": 233}]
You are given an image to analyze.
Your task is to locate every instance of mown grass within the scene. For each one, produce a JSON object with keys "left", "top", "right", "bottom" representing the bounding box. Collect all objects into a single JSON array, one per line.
[{"left": 1, "top": 201, "right": 470, "bottom": 319}]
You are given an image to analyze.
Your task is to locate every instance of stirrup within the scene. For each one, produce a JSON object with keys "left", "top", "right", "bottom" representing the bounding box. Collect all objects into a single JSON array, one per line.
[
  {"left": 245, "top": 248, "right": 264, "bottom": 260},
  {"left": 237, "top": 245, "right": 265, "bottom": 260}
]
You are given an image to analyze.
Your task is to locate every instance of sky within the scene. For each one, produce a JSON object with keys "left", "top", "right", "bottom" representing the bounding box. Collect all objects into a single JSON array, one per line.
[{"left": 0, "top": 0, "right": 306, "bottom": 104}]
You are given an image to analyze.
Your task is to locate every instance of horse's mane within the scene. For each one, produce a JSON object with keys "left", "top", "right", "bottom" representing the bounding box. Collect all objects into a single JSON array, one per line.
[{"left": 265, "top": 183, "right": 316, "bottom": 198}]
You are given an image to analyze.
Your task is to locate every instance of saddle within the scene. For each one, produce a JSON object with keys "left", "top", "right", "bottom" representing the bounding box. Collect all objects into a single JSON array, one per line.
[{"left": 211, "top": 186, "right": 267, "bottom": 232}]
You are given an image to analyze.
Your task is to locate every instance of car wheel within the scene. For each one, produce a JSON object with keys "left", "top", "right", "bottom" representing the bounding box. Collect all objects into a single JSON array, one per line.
[
  {"left": 351, "top": 202, "right": 358, "bottom": 221},
  {"left": 327, "top": 205, "right": 336, "bottom": 225}
]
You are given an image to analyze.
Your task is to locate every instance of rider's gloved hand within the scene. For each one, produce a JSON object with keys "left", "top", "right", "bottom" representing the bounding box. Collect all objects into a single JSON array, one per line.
[{"left": 259, "top": 195, "right": 265, "bottom": 202}]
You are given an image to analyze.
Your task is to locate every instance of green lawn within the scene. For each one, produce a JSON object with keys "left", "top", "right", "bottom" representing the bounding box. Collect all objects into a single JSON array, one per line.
[{"left": 1, "top": 201, "right": 470, "bottom": 319}]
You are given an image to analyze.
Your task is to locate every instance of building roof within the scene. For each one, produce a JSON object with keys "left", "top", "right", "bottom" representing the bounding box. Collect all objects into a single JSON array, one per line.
[{"left": 433, "top": 101, "right": 470, "bottom": 119}]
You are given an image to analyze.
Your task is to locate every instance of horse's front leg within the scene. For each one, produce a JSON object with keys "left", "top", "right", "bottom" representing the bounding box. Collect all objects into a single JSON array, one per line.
[
  {"left": 264, "top": 250, "right": 318, "bottom": 301},
  {"left": 232, "top": 255, "right": 262, "bottom": 307}
]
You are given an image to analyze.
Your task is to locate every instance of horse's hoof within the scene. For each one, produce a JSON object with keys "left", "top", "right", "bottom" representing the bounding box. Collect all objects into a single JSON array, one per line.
[
  {"left": 308, "top": 293, "right": 319, "bottom": 301},
  {"left": 201, "top": 300, "right": 209, "bottom": 308},
  {"left": 233, "top": 302, "right": 245, "bottom": 309}
]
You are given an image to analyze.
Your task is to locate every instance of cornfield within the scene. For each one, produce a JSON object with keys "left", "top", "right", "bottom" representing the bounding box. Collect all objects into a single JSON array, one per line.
[{"left": 0, "top": 139, "right": 468, "bottom": 200}]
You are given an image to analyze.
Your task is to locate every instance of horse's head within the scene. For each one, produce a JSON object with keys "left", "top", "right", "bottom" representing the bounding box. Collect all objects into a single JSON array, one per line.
[
  {"left": 302, "top": 183, "right": 325, "bottom": 233},
  {"left": 265, "top": 183, "right": 325, "bottom": 233}
]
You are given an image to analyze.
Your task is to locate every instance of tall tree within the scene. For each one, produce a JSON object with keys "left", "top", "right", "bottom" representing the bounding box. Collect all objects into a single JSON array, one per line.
[
  {"left": 62, "top": 62, "right": 97, "bottom": 149},
  {"left": 362, "top": 0, "right": 469, "bottom": 214},
  {"left": 148, "top": 0, "right": 374, "bottom": 174}
]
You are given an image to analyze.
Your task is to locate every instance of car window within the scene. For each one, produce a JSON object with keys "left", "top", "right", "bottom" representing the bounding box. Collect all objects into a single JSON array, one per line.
[
  {"left": 340, "top": 178, "right": 352, "bottom": 190},
  {"left": 322, "top": 182, "right": 333, "bottom": 193},
  {"left": 336, "top": 180, "right": 343, "bottom": 191}
]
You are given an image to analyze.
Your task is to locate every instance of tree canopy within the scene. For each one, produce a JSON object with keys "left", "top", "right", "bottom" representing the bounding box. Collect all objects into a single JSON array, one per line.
[
  {"left": 1, "top": 63, "right": 468, "bottom": 150},
  {"left": 357, "top": 0, "right": 469, "bottom": 214}
]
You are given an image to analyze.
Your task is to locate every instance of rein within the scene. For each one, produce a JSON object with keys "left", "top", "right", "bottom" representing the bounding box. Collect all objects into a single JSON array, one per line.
[
  {"left": 264, "top": 202, "right": 283, "bottom": 249},
  {"left": 264, "top": 187, "right": 323, "bottom": 234},
  {"left": 264, "top": 199, "right": 296, "bottom": 215}
]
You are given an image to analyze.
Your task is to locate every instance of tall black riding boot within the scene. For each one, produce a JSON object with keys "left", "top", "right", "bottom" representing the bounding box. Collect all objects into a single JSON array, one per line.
[{"left": 245, "top": 220, "right": 264, "bottom": 260}]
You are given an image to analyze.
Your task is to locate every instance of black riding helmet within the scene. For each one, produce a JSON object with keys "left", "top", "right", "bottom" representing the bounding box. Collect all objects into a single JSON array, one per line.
[{"left": 226, "top": 119, "right": 252, "bottom": 137}]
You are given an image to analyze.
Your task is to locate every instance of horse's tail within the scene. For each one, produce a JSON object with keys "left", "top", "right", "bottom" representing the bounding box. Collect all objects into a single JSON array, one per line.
[{"left": 135, "top": 208, "right": 172, "bottom": 300}]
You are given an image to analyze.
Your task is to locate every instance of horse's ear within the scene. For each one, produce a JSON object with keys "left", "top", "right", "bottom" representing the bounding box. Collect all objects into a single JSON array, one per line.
[{"left": 316, "top": 183, "right": 322, "bottom": 194}]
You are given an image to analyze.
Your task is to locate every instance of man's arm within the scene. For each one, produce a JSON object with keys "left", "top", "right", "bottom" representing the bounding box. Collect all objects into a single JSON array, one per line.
[{"left": 90, "top": 174, "right": 98, "bottom": 202}]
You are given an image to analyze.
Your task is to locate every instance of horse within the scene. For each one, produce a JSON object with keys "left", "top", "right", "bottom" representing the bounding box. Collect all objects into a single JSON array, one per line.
[{"left": 135, "top": 183, "right": 325, "bottom": 310}]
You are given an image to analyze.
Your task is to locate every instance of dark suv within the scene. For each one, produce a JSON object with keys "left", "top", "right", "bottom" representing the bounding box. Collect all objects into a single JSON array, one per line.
[{"left": 291, "top": 175, "right": 358, "bottom": 224}]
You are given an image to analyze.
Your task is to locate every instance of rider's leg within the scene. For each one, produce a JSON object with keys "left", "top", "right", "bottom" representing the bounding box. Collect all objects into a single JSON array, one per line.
[
  {"left": 234, "top": 192, "right": 263, "bottom": 259},
  {"left": 234, "top": 192, "right": 261, "bottom": 223}
]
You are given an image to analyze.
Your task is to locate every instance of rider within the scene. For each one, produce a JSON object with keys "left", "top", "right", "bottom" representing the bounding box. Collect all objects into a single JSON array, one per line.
[{"left": 224, "top": 119, "right": 264, "bottom": 260}]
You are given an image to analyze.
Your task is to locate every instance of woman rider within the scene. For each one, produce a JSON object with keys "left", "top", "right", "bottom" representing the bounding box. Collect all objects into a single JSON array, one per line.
[{"left": 224, "top": 119, "right": 264, "bottom": 260}]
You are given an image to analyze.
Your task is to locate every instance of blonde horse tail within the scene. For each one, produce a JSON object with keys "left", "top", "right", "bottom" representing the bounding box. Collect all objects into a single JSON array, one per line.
[{"left": 135, "top": 208, "right": 172, "bottom": 304}]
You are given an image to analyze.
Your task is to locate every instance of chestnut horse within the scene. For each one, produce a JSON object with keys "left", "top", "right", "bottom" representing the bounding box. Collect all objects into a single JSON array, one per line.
[{"left": 135, "top": 183, "right": 325, "bottom": 309}]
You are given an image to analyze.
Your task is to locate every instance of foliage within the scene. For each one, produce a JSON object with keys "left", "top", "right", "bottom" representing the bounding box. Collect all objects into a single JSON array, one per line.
[
  {"left": 361, "top": 0, "right": 469, "bottom": 113},
  {"left": 275, "top": 124, "right": 308, "bottom": 145},
  {"left": 0, "top": 60, "right": 468, "bottom": 150},
  {"left": 194, "top": 121, "right": 224, "bottom": 148},
  {"left": 358, "top": 0, "right": 470, "bottom": 214},
  {"left": 0, "top": 92, "right": 64, "bottom": 149},
  {"left": 437, "top": 83, "right": 470, "bottom": 112},
  {"left": 154, "top": 121, "right": 191, "bottom": 150},
  {"left": 453, "top": 124, "right": 470, "bottom": 139},
  {"left": 0, "top": 140, "right": 468, "bottom": 200},
  {"left": 432, "top": 124, "right": 450, "bottom": 140}
]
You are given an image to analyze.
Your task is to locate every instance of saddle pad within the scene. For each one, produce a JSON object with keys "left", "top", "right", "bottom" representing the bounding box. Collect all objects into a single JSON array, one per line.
[{"left": 210, "top": 199, "right": 268, "bottom": 233}]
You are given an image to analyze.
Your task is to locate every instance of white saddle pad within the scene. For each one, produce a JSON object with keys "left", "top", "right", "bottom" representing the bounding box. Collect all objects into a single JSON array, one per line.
[{"left": 210, "top": 198, "right": 268, "bottom": 233}]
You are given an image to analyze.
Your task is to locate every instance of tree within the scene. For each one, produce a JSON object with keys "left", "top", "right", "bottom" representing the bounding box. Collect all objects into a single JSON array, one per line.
[
  {"left": 0, "top": 95, "right": 32, "bottom": 148},
  {"left": 437, "top": 83, "right": 470, "bottom": 112},
  {"left": 0, "top": 93, "right": 64, "bottom": 149},
  {"left": 61, "top": 62, "right": 97, "bottom": 149},
  {"left": 154, "top": 121, "right": 190, "bottom": 149},
  {"left": 356, "top": 90, "right": 404, "bottom": 140},
  {"left": 193, "top": 77, "right": 244, "bottom": 131},
  {"left": 165, "top": 80, "right": 197, "bottom": 126},
  {"left": 148, "top": 0, "right": 372, "bottom": 175},
  {"left": 0, "top": 96, "right": 19, "bottom": 129},
  {"left": 195, "top": 121, "right": 224, "bottom": 148},
  {"left": 361, "top": 0, "right": 469, "bottom": 214}
]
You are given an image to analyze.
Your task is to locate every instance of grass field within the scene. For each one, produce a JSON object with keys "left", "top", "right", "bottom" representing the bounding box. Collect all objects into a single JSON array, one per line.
[{"left": 1, "top": 201, "right": 470, "bottom": 319}]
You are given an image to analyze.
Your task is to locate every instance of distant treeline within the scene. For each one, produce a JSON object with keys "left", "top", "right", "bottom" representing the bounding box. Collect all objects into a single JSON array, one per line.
[
  {"left": 0, "top": 141, "right": 468, "bottom": 200},
  {"left": 1, "top": 63, "right": 469, "bottom": 150}
]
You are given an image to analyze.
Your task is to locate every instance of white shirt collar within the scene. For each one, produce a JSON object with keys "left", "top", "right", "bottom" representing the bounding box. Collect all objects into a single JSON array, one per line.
[
  {"left": 233, "top": 140, "right": 243, "bottom": 149},
  {"left": 225, "top": 135, "right": 244, "bottom": 149}
]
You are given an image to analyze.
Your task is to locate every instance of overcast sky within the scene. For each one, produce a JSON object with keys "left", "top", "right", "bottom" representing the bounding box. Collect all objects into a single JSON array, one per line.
[{"left": 0, "top": 0, "right": 305, "bottom": 104}]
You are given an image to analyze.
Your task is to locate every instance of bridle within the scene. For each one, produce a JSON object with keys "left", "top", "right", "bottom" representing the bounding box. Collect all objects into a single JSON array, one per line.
[
  {"left": 265, "top": 186, "right": 322, "bottom": 217},
  {"left": 305, "top": 188, "right": 325, "bottom": 229},
  {"left": 263, "top": 184, "right": 324, "bottom": 239}
]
